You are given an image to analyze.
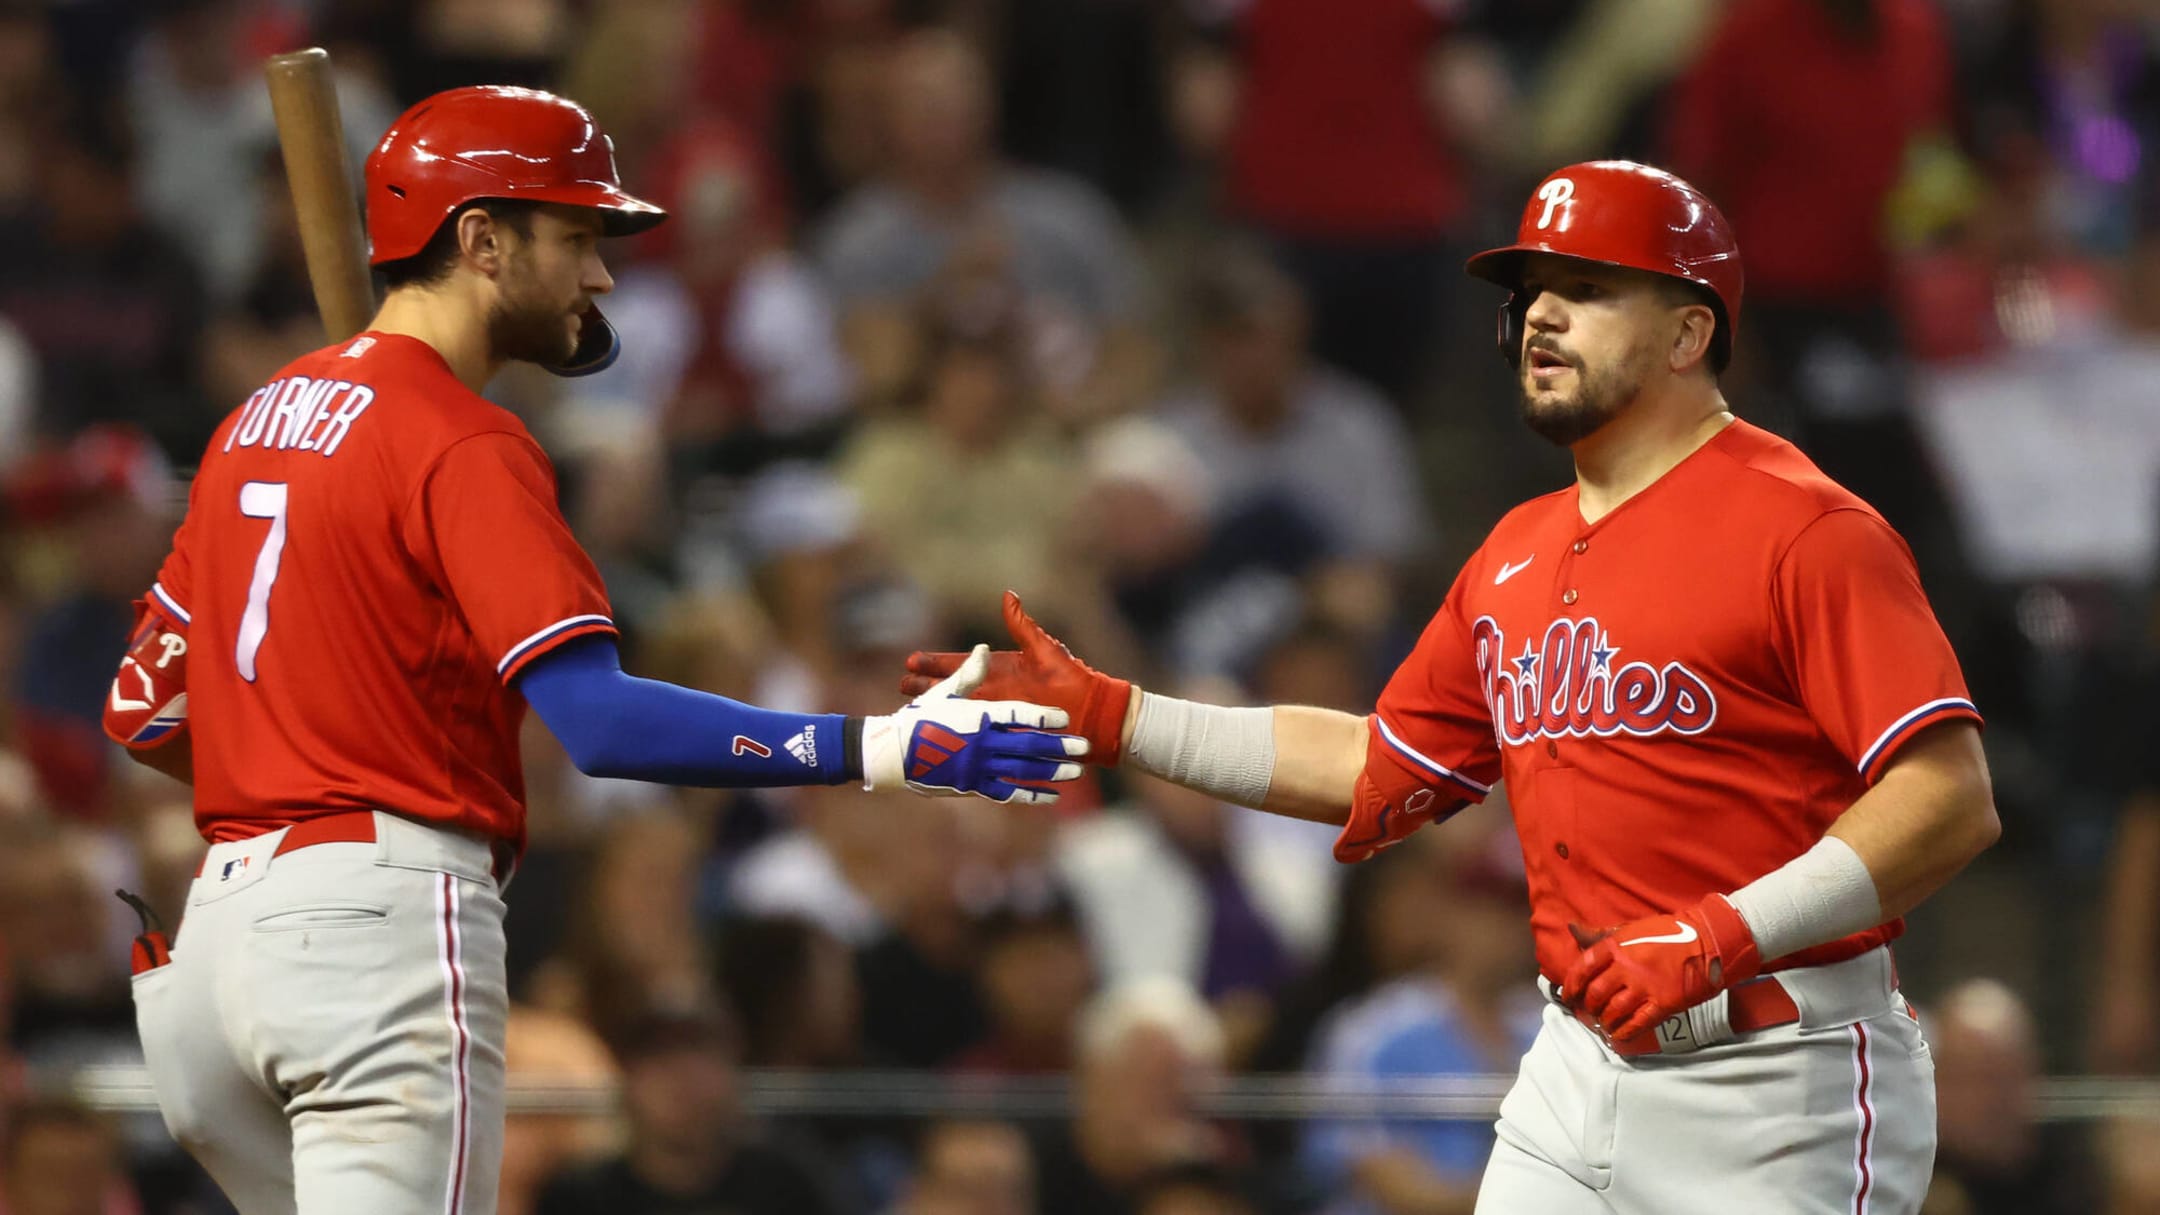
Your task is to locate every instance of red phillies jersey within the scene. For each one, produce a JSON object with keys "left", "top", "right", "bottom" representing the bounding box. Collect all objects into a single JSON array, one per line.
[
  {"left": 1373, "top": 421, "right": 1979, "bottom": 982},
  {"left": 148, "top": 333, "right": 615, "bottom": 850}
]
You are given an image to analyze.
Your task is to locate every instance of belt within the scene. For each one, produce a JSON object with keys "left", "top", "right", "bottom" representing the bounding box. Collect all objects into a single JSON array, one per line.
[
  {"left": 199, "top": 812, "right": 515, "bottom": 883},
  {"left": 1571, "top": 975, "right": 1801, "bottom": 1057}
]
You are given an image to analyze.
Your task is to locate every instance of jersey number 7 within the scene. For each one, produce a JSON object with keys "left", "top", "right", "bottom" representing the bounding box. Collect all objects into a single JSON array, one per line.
[{"left": 237, "top": 481, "right": 288, "bottom": 682}]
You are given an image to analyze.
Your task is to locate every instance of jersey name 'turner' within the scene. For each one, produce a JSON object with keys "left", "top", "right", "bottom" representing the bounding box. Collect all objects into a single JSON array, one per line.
[{"left": 221, "top": 375, "right": 378, "bottom": 457}]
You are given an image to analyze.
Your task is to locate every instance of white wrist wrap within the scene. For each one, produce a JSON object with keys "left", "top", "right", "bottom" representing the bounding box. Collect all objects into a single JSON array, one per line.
[
  {"left": 1125, "top": 692, "right": 1275, "bottom": 809},
  {"left": 1726, "top": 836, "right": 1883, "bottom": 962}
]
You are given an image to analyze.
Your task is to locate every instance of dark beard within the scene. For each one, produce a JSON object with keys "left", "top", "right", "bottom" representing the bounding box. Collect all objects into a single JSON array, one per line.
[
  {"left": 488, "top": 268, "right": 578, "bottom": 368},
  {"left": 1517, "top": 351, "right": 1643, "bottom": 447}
]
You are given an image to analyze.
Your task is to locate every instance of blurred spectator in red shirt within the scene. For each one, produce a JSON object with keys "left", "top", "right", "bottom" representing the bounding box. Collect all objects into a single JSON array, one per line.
[
  {"left": 5, "top": 426, "right": 174, "bottom": 818},
  {"left": 1667, "top": 0, "right": 1952, "bottom": 306},
  {"left": 1663, "top": 0, "right": 1964, "bottom": 594},
  {"left": 1175, "top": 0, "right": 1510, "bottom": 403}
]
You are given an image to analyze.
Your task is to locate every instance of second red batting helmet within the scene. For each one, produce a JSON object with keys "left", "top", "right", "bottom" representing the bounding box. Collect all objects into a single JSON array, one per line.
[{"left": 1465, "top": 161, "right": 1742, "bottom": 370}]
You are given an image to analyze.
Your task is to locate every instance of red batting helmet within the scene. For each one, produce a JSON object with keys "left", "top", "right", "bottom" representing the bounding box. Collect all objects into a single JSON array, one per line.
[
  {"left": 1465, "top": 161, "right": 1742, "bottom": 371},
  {"left": 364, "top": 86, "right": 667, "bottom": 376}
]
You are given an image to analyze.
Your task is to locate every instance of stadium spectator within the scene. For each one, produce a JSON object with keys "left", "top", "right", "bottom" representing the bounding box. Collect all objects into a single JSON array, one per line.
[
  {"left": 0, "top": 1096, "right": 141, "bottom": 1215},
  {"left": 0, "top": 106, "right": 211, "bottom": 461},
  {"left": 1055, "top": 765, "right": 1329, "bottom": 1039},
  {"left": 6, "top": 426, "right": 177, "bottom": 817},
  {"left": 814, "top": 28, "right": 1153, "bottom": 426},
  {"left": 0, "top": 822, "right": 135, "bottom": 1075},
  {"left": 1300, "top": 835, "right": 1537, "bottom": 1215},
  {"left": 124, "top": 0, "right": 391, "bottom": 305},
  {"left": 498, "top": 1006, "right": 621, "bottom": 1215},
  {"left": 838, "top": 309, "right": 1076, "bottom": 638},
  {"left": 1032, "top": 977, "right": 1241, "bottom": 1215},
  {"left": 951, "top": 900, "right": 1095, "bottom": 1076},
  {"left": 1173, "top": 0, "right": 1509, "bottom": 402},
  {"left": 533, "top": 1005, "right": 841, "bottom": 1215},
  {"left": 715, "top": 915, "right": 864, "bottom": 1072},
  {"left": 898, "top": 1119, "right": 1035, "bottom": 1215},
  {"left": 1926, "top": 978, "right": 2100, "bottom": 1215},
  {"left": 1158, "top": 247, "right": 1425, "bottom": 572},
  {"left": 1663, "top": 0, "right": 1959, "bottom": 548}
]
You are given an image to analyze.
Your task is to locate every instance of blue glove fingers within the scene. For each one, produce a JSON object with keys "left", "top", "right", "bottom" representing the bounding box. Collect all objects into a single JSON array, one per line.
[
  {"left": 978, "top": 726, "right": 1090, "bottom": 761},
  {"left": 982, "top": 752, "right": 1082, "bottom": 785}
]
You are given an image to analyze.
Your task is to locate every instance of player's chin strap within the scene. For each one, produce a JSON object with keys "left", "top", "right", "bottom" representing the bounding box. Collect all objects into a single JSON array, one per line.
[{"left": 546, "top": 305, "right": 623, "bottom": 378}]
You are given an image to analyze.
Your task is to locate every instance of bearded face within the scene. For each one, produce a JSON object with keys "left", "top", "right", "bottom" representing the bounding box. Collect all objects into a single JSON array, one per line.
[
  {"left": 1516, "top": 329, "right": 1661, "bottom": 447},
  {"left": 484, "top": 205, "right": 607, "bottom": 368},
  {"left": 1509, "top": 255, "right": 1703, "bottom": 447},
  {"left": 486, "top": 242, "right": 584, "bottom": 368}
]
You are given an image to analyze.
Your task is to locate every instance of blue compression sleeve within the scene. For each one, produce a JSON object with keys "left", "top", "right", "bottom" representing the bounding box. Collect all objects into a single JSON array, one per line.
[{"left": 517, "top": 635, "right": 859, "bottom": 786}]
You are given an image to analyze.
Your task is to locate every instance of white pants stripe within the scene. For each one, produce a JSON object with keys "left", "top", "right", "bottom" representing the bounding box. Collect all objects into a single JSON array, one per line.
[{"left": 437, "top": 873, "right": 472, "bottom": 1215}]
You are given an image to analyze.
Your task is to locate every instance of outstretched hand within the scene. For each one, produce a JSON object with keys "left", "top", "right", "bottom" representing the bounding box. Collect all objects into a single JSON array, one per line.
[
  {"left": 901, "top": 591, "right": 1134, "bottom": 764},
  {"left": 863, "top": 644, "right": 1092, "bottom": 805}
]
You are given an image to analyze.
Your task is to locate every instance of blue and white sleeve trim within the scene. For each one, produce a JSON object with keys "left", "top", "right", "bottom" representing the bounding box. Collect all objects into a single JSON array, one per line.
[
  {"left": 497, "top": 614, "right": 615, "bottom": 678},
  {"left": 151, "top": 582, "right": 190, "bottom": 626},
  {"left": 1858, "top": 697, "right": 1981, "bottom": 780},
  {"left": 1373, "top": 715, "right": 1492, "bottom": 798}
]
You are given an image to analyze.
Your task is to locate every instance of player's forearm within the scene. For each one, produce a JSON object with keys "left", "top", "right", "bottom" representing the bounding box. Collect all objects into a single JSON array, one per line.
[
  {"left": 1824, "top": 721, "right": 1999, "bottom": 921},
  {"left": 1261, "top": 705, "right": 1366, "bottom": 824},
  {"left": 520, "top": 638, "right": 859, "bottom": 787},
  {"left": 1117, "top": 687, "right": 1363, "bottom": 825},
  {"left": 1723, "top": 721, "right": 1995, "bottom": 962}
]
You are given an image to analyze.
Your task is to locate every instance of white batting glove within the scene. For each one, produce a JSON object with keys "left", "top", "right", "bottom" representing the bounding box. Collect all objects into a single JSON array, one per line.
[{"left": 861, "top": 644, "right": 1090, "bottom": 804}]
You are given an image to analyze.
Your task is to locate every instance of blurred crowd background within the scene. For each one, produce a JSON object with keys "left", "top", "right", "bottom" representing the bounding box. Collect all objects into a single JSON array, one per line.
[{"left": 0, "top": 0, "right": 2157, "bottom": 1212}]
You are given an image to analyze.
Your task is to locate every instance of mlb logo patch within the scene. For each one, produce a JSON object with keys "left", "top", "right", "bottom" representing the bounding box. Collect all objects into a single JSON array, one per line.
[{"left": 220, "top": 856, "right": 251, "bottom": 882}]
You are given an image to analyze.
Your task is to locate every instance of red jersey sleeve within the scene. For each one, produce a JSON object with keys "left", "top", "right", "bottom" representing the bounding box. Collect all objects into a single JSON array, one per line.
[
  {"left": 403, "top": 432, "right": 617, "bottom": 685},
  {"left": 1771, "top": 508, "right": 1981, "bottom": 783},
  {"left": 1371, "top": 579, "right": 1502, "bottom": 801},
  {"left": 148, "top": 480, "right": 200, "bottom": 629}
]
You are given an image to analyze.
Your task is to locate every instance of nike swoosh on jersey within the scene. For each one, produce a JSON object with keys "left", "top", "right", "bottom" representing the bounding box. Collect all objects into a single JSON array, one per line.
[
  {"left": 1618, "top": 921, "right": 1698, "bottom": 947},
  {"left": 1495, "top": 556, "right": 1536, "bottom": 585}
]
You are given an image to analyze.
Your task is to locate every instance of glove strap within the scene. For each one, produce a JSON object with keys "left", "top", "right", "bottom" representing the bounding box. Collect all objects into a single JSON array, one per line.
[{"left": 841, "top": 716, "right": 865, "bottom": 783}]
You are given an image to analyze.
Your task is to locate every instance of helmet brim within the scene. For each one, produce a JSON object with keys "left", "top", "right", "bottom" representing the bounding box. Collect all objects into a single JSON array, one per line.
[{"left": 517, "top": 182, "right": 669, "bottom": 236}]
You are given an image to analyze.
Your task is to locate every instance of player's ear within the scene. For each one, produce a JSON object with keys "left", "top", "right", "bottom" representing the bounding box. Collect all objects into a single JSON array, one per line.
[
  {"left": 454, "top": 206, "right": 504, "bottom": 275},
  {"left": 1668, "top": 302, "right": 1715, "bottom": 374}
]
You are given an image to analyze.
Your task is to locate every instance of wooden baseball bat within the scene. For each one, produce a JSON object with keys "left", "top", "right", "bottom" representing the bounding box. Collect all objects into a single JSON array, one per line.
[{"left": 263, "top": 48, "right": 375, "bottom": 343}]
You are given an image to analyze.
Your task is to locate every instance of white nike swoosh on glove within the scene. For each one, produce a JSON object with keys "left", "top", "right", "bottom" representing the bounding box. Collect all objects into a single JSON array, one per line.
[{"left": 1618, "top": 921, "right": 1697, "bottom": 947}]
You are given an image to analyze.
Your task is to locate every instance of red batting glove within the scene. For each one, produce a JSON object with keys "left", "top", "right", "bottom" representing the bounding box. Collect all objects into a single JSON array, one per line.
[
  {"left": 901, "top": 591, "right": 1133, "bottom": 765},
  {"left": 1560, "top": 892, "right": 1762, "bottom": 1043}
]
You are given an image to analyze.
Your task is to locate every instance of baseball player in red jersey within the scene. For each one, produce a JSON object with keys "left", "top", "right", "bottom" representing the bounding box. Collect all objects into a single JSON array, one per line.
[
  {"left": 99, "top": 86, "right": 1087, "bottom": 1215},
  {"left": 906, "top": 161, "right": 2000, "bottom": 1213}
]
